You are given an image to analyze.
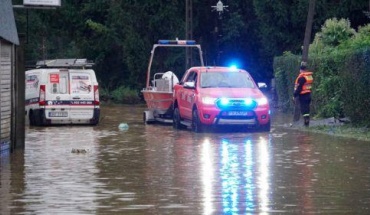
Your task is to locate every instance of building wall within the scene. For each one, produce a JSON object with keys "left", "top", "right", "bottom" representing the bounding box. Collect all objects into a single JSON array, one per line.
[{"left": 0, "top": 39, "right": 13, "bottom": 154}]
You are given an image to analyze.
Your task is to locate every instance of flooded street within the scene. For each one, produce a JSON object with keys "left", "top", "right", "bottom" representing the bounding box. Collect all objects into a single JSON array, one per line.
[{"left": 1, "top": 105, "right": 370, "bottom": 214}]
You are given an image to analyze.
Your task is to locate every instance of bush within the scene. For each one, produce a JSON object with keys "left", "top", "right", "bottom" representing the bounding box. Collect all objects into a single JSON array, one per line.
[
  {"left": 101, "top": 86, "right": 141, "bottom": 104},
  {"left": 317, "top": 18, "right": 355, "bottom": 47},
  {"left": 273, "top": 54, "right": 300, "bottom": 112},
  {"left": 310, "top": 55, "right": 346, "bottom": 118},
  {"left": 340, "top": 49, "right": 370, "bottom": 125},
  {"left": 112, "top": 86, "right": 141, "bottom": 104}
]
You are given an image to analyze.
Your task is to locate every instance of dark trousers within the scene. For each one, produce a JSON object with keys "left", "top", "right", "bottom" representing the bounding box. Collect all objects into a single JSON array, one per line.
[{"left": 299, "top": 93, "right": 311, "bottom": 116}]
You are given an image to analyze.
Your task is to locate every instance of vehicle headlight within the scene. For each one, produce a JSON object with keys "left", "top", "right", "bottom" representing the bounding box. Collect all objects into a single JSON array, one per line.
[
  {"left": 202, "top": 97, "right": 217, "bottom": 105},
  {"left": 257, "top": 97, "right": 268, "bottom": 106}
]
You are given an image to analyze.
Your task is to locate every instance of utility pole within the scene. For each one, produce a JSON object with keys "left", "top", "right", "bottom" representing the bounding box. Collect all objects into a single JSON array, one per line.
[
  {"left": 293, "top": 0, "right": 316, "bottom": 124},
  {"left": 211, "top": 0, "right": 228, "bottom": 65},
  {"left": 185, "top": 0, "right": 193, "bottom": 69},
  {"left": 302, "top": 0, "right": 316, "bottom": 63}
]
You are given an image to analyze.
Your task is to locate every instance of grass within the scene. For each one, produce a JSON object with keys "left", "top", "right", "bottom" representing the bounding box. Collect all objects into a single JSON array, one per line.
[{"left": 307, "top": 124, "right": 370, "bottom": 142}]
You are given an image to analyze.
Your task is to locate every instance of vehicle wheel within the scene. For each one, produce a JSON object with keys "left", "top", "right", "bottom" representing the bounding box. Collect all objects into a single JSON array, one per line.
[
  {"left": 91, "top": 109, "right": 100, "bottom": 125},
  {"left": 173, "top": 107, "right": 184, "bottom": 129},
  {"left": 91, "top": 116, "right": 99, "bottom": 126},
  {"left": 143, "top": 112, "right": 147, "bottom": 124},
  {"left": 192, "top": 109, "right": 203, "bottom": 133},
  {"left": 32, "top": 111, "right": 42, "bottom": 126},
  {"left": 259, "top": 120, "right": 271, "bottom": 132},
  {"left": 143, "top": 111, "right": 154, "bottom": 124},
  {"left": 29, "top": 111, "right": 35, "bottom": 126}
]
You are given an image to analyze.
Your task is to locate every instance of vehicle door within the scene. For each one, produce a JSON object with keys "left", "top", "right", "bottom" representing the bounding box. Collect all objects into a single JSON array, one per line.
[
  {"left": 178, "top": 70, "right": 198, "bottom": 120},
  {"left": 45, "top": 69, "right": 71, "bottom": 119},
  {"left": 25, "top": 72, "right": 40, "bottom": 108},
  {"left": 69, "top": 70, "right": 95, "bottom": 120}
]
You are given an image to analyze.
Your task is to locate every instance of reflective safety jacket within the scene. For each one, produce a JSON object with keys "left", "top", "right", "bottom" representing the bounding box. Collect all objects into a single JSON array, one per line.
[{"left": 294, "top": 70, "right": 313, "bottom": 94}]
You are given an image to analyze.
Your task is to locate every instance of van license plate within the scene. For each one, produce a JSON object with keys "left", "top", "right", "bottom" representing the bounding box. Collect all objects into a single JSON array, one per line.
[
  {"left": 49, "top": 112, "right": 68, "bottom": 117},
  {"left": 227, "top": 111, "right": 252, "bottom": 116}
]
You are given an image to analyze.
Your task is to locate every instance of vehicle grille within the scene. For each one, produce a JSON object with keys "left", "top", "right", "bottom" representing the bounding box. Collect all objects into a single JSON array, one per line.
[{"left": 216, "top": 99, "right": 257, "bottom": 110}]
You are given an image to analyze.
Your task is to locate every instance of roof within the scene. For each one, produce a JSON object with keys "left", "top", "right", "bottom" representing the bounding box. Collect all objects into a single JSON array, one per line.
[{"left": 0, "top": 0, "right": 19, "bottom": 45}]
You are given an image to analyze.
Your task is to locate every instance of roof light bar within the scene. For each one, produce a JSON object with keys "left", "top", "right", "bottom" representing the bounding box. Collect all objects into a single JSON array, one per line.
[{"left": 158, "top": 40, "right": 196, "bottom": 45}]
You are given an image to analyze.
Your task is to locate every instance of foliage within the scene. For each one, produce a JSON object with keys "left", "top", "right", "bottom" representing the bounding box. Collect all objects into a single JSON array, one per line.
[
  {"left": 344, "top": 24, "right": 370, "bottom": 50},
  {"left": 311, "top": 55, "right": 346, "bottom": 118},
  {"left": 253, "top": 0, "right": 306, "bottom": 79},
  {"left": 340, "top": 49, "right": 370, "bottom": 125},
  {"left": 274, "top": 15, "right": 370, "bottom": 125},
  {"left": 110, "top": 86, "right": 141, "bottom": 104},
  {"left": 320, "top": 18, "right": 355, "bottom": 46},
  {"left": 273, "top": 54, "right": 301, "bottom": 112},
  {"left": 13, "top": 0, "right": 370, "bottom": 104},
  {"left": 310, "top": 18, "right": 355, "bottom": 55}
]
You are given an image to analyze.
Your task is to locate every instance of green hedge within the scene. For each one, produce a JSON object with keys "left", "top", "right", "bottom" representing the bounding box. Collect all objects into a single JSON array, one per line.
[
  {"left": 273, "top": 54, "right": 300, "bottom": 112},
  {"left": 340, "top": 49, "right": 370, "bottom": 125}
]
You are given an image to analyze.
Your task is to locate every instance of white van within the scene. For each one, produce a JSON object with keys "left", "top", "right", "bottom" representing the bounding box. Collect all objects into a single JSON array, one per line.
[{"left": 25, "top": 59, "right": 100, "bottom": 126}]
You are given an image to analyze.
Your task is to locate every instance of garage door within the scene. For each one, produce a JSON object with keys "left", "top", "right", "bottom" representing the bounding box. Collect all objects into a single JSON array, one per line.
[{"left": 0, "top": 41, "right": 12, "bottom": 153}]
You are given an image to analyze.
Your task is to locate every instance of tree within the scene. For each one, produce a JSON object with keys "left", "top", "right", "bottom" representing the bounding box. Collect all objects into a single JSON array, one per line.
[{"left": 14, "top": 0, "right": 370, "bottom": 93}]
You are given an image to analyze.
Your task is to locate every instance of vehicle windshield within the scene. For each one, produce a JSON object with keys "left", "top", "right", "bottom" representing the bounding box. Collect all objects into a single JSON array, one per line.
[{"left": 200, "top": 72, "right": 255, "bottom": 88}]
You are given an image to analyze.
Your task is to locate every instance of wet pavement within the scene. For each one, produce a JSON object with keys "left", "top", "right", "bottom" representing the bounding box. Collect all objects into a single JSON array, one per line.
[{"left": 1, "top": 105, "right": 370, "bottom": 214}]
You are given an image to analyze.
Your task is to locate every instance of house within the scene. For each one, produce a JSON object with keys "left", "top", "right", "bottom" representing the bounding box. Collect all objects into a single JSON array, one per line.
[{"left": 0, "top": 0, "right": 21, "bottom": 155}]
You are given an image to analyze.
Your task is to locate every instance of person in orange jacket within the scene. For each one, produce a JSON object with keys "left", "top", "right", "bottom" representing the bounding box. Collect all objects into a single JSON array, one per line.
[{"left": 293, "top": 62, "right": 313, "bottom": 126}]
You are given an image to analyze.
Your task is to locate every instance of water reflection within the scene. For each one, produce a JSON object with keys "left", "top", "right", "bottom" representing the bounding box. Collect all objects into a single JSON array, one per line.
[
  {"left": 201, "top": 139, "right": 214, "bottom": 215},
  {"left": 200, "top": 134, "right": 272, "bottom": 215},
  {"left": 14, "top": 126, "right": 102, "bottom": 214},
  {"left": 2, "top": 106, "right": 370, "bottom": 214}
]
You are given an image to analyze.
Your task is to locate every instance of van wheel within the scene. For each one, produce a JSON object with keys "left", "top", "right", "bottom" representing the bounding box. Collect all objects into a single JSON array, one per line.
[
  {"left": 33, "top": 111, "right": 43, "bottom": 126},
  {"left": 91, "top": 117, "right": 99, "bottom": 126},
  {"left": 173, "top": 107, "right": 184, "bottom": 129},
  {"left": 192, "top": 109, "right": 203, "bottom": 133},
  {"left": 92, "top": 109, "right": 100, "bottom": 125},
  {"left": 29, "top": 111, "right": 35, "bottom": 126}
]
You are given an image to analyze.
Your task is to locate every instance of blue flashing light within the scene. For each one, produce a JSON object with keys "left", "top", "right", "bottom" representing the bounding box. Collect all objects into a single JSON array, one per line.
[
  {"left": 158, "top": 40, "right": 196, "bottom": 45},
  {"left": 185, "top": 40, "right": 196, "bottom": 45},
  {"left": 158, "top": 40, "right": 169, "bottom": 44},
  {"left": 229, "top": 65, "right": 238, "bottom": 70},
  {"left": 220, "top": 98, "right": 230, "bottom": 106}
]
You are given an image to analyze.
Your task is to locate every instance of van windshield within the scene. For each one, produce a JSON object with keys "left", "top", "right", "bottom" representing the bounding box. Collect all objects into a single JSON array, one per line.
[{"left": 200, "top": 72, "right": 255, "bottom": 88}]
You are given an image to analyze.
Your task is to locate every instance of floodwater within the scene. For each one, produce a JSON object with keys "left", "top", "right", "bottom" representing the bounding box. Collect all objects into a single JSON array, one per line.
[{"left": 1, "top": 105, "right": 370, "bottom": 214}]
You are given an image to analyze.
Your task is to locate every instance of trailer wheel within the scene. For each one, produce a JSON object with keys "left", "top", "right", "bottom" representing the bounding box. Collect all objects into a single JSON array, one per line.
[
  {"left": 192, "top": 108, "right": 204, "bottom": 133},
  {"left": 143, "top": 112, "right": 147, "bottom": 123},
  {"left": 143, "top": 111, "right": 155, "bottom": 124}
]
